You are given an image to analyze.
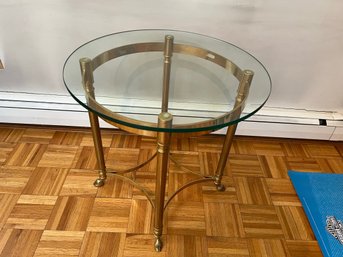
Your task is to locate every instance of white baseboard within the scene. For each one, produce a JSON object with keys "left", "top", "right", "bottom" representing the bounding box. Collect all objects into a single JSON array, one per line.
[{"left": 0, "top": 91, "right": 342, "bottom": 141}]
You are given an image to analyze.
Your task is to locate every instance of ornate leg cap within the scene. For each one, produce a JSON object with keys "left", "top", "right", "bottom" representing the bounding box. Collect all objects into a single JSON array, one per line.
[
  {"left": 216, "top": 184, "right": 226, "bottom": 192},
  {"left": 93, "top": 178, "right": 105, "bottom": 187},
  {"left": 154, "top": 238, "right": 163, "bottom": 252}
]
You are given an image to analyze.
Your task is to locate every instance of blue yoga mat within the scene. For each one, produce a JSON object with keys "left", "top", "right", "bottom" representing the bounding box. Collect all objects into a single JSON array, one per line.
[{"left": 289, "top": 171, "right": 343, "bottom": 257}]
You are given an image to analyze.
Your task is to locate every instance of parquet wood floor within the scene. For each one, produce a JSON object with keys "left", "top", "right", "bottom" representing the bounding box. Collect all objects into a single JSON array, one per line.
[{"left": 0, "top": 124, "right": 342, "bottom": 257}]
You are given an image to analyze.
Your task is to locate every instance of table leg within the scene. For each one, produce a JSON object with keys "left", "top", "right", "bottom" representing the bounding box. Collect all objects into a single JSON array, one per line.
[
  {"left": 153, "top": 113, "right": 172, "bottom": 251},
  {"left": 214, "top": 124, "right": 237, "bottom": 191},
  {"left": 88, "top": 111, "right": 107, "bottom": 187}
]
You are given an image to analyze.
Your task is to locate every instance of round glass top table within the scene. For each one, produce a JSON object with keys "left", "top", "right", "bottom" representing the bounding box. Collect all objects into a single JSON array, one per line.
[{"left": 63, "top": 29, "right": 271, "bottom": 251}]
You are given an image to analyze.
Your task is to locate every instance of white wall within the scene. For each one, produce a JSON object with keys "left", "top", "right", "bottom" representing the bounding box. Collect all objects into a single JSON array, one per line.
[{"left": 0, "top": 0, "right": 342, "bottom": 139}]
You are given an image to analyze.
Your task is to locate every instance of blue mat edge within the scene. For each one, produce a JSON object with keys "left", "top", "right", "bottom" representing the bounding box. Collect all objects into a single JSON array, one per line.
[{"left": 288, "top": 170, "right": 343, "bottom": 257}]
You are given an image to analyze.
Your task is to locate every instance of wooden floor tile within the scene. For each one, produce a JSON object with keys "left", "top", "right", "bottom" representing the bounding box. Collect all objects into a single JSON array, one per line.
[
  {"left": 20, "top": 129, "right": 55, "bottom": 144},
  {"left": 281, "top": 143, "right": 310, "bottom": 158},
  {"left": 0, "top": 143, "right": 14, "bottom": 165},
  {"left": 72, "top": 146, "right": 108, "bottom": 170},
  {"left": 197, "top": 136, "right": 227, "bottom": 153},
  {"left": 124, "top": 234, "right": 166, "bottom": 257},
  {"left": 106, "top": 148, "right": 139, "bottom": 171},
  {"left": 1, "top": 125, "right": 340, "bottom": 256},
  {"left": 80, "top": 132, "right": 113, "bottom": 147},
  {"left": 46, "top": 196, "right": 94, "bottom": 231},
  {"left": 276, "top": 206, "right": 315, "bottom": 240},
  {"left": 139, "top": 136, "right": 157, "bottom": 150},
  {"left": 239, "top": 205, "right": 284, "bottom": 239},
  {"left": 33, "top": 230, "right": 85, "bottom": 257},
  {"left": 169, "top": 151, "right": 201, "bottom": 174},
  {"left": 131, "top": 177, "right": 157, "bottom": 200},
  {"left": 232, "top": 139, "right": 256, "bottom": 155},
  {"left": 38, "top": 145, "right": 78, "bottom": 168},
  {"left": 170, "top": 137, "right": 198, "bottom": 152},
  {"left": 0, "top": 166, "right": 33, "bottom": 194},
  {"left": 87, "top": 198, "right": 132, "bottom": 233},
  {"left": 305, "top": 144, "right": 341, "bottom": 158},
  {"left": 167, "top": 235, "right": 208, "bottom": 257},
  {"left": 137, "top": 149, "right": 157, "bottom": 172},
  {"left": 286, "top": 157, "right": 322, "bottom": 172},
  {"left": 229, "top": 155, "right": 265, "bottom": 177},
  {"left": 253, "top": 142, "right": 284, "bottom": 156},
  {"left": 204, "top": 203, "right": 244, "bottom": 237},
  {"left": 0, "top": 128, "right": 24, "bottom": 143},
  {"left": 286, "top": 240, "right": 323, "bottom": 257},
  {"left": 202, "top": 176, "right": 238, "bottom": 203},
  {"left": 80, "top": 232, "right": 125, "bottom": 257},
  {"left": 207, "top": 237, "right": 249, "bottom": 257},
  {"left": 0, "top": 229, "right": 43, "bottom": 257},
  {"left": 248, "top": 239, "right": 290, "bottom": 257},
  {"left": 199, "top": 152, "right": 225, "bottom": 177},
  {"left": 334, "top": 142, "right": 343, "bottom": 156},
  {"left": 127, "top": 199, "right": 153, "bottom": 234},
  {"left": 316, "top": 157, "right": 343, "bottom": 173},
  {"left": 259, "top": 155, "right": 289, "bottom": 178},
  {"left": 50, "top": 131, "right": 83, "bottom": 146},
  {"left": 59, "top": 169, "right": 98, "bottom": 196},
  {"left": 5, "top": 195, "right": 57, "bottom": 230},
  {"left": 22, "top": 167, "right": 68, "bottom": 196},
  {"left": 265, "top": 178, "right": 301, "bottom": 206},
  {"left": 6, "top": 143, "right": 47, "bottom": 167},
  {"left": 111, "top": 134, "right": 141, "bottom": 148},
  {"left": 167, "top": 202, "right": 206, "bottom": 235},
  {"left": 234, "top": 177, "right": 272, "bottom": 205},
  {"left": 168, "top": 173, "right": 203, "bottom": 202},
  {"left": 0, "top": 194, "right": 20, "bottom": 229},
  {"left": 97, "top": 176, "right": 133, "bottom": 198}
]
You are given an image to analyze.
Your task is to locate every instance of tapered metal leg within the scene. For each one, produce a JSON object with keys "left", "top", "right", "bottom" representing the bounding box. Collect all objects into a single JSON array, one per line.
[
  {"left": 153, "top": 113, "right": 172, "bottom": 251},
  {"left": 88, "top": 111, "right": 107, "bottom": 187},
  {"left": 214, "top": 124, "right": 237, "bottom": 191}
]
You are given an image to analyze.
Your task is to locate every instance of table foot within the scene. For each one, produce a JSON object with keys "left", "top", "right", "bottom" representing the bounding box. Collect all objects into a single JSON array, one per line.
[
  {"left": 215, "top": 183, "right": 226, "bottom": 192},
  {"left": 154, "top": 237, "right": 163, "bottom": 252},
  {"left": 93, "top": 178, "right": 105, "bottom": 187}
]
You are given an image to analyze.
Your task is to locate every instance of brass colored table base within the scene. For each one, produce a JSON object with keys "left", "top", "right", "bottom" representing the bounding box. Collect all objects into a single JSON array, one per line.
[
  {"left": 87, "top": 109, "right": 238, "bottom": 252},
  {"left": 78, "top": 34, "right": 254, "bottom": 251}
]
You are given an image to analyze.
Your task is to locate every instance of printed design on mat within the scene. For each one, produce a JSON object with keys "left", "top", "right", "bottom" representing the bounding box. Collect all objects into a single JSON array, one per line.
[{"left": 326, "top": 216, "right": 343, "bottom": 245}]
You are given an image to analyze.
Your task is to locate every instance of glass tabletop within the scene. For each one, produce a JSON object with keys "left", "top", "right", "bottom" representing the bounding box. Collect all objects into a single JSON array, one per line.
[{"left": 63, "top": 29, "right": 271, "bottom": 133}]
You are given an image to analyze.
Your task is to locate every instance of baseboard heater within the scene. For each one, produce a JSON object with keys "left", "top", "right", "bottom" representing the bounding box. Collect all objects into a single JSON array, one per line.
[{"left": 0, "top": 91, "right": 342, "bottom": 141}]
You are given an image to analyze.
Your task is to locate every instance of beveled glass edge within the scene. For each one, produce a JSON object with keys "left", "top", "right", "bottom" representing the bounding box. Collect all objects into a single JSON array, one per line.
[{"left": 63, "top": 29, "right": 272, "bottom": 133}]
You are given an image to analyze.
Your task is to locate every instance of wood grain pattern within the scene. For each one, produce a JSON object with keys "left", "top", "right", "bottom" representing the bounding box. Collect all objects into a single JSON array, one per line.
[
  {"left": 207, "top": 237, "right": 249, "bottom": 257},
  {"left": 234, "top": 177, "right": 272, "bottom": 205},
  {"left": 0, "top": 143, "right": 15, "bottom": 165},
  {"left": 276, "top": 206, "right": 315, "bottom": 240},
  {"left": 79, "top": 232, "right": 125, "bottom": 257},
  {"left": 127, "top": 199, "right": 153, "bottom": 234},
  {"left": 6, "top": 143, "right": 47, "bottom": 167},
  {"left": 5, "top": 195, "right": 57, "bottom": 230},
  {"left": 34, "top": 230, "right": 85, "bottom": 257},
  {"left": 248, "top": 239, "right": 290, "bottom": 257},
  {"left": 204, "top": 203, "right": 244, "bottom": 237},
  {"left": 0, "top": 125, "right": 340, "bottom": 256},
  {"left": 22, "top": 167, "right": 68, "bottom": 196},
  {"left": 239, "top": 205, "right": 284, "bottom": 239},
  {"left": 286, "top": 240, "right": 323, "bottom": 257},
  {"left": 20, "top": 129, "right": 54, "bottom": 144},
  {"left": 0, "top": 166, "right": 33, "bottom": 194},
  {"left": 87, "top": 198, "right": 132, "bottom": 233},
  {"left": 0, "top": 194, "right": 20, "bottom": 229},
  {"left": 167, "top": 202, "right": 206, "bottom": 236},
  {"left": 0, "top": 229, "right": 43, "bottom": 257},
  {"left": 46, "top": 196, "right": 94, "bottom": 231},
  {"left": 59, "top": 169, "right": 98, "bottom": 196}
]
